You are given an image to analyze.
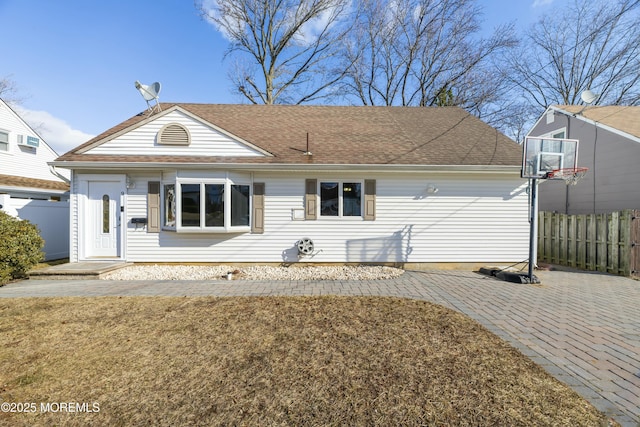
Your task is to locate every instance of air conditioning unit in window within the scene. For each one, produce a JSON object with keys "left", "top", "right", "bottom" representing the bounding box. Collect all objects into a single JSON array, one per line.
[{"left": 17, "top": 135, "right": 39, "bottom": 148}]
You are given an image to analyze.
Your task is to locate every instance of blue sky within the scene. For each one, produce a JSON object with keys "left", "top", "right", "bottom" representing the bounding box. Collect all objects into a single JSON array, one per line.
[{"left": 1, "top": 0, "right": 561, "bottom": 154}]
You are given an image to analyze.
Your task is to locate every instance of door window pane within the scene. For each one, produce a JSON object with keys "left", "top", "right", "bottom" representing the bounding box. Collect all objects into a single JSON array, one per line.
[
  {"left": 181, "top": 183, "right": 200, "bottom": 227},
  {"left": 102, "top": 195, "right": 110, "bottom": 233}
]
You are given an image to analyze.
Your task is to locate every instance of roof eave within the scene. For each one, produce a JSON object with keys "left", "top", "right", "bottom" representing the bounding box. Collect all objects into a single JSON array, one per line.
[
  {"left": 50, "top": 160, "right": 521, "bottom": 174},
  {"left": 548, "top": 106, "right": 640, "bottom": 144},
  {"left": 0, "top": 185, "right": 69, "bottom": 195}
]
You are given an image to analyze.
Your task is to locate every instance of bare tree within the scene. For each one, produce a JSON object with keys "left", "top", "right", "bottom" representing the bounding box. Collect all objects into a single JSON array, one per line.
[
  {"left": 506, "top": 0, "right": 640, "bottom": 112},
  {"left": 197, "top": 0, "right": 353, "bottom": 104},
  {"left": 0, "top": 75, "right": 24, "bottom": 106},
  {"left": 340, "top": 0, "right": 517, "bottom": 114}
]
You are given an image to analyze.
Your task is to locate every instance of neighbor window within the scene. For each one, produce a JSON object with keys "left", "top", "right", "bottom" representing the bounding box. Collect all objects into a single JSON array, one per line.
[
  {"left": 163, "top": 178, "right": 251, "bottom": 232},
  {"left": 320, "top": 181, "right": 362, "bottom": 217},
  {"left": 0, "top": 131, "right": 8, "bottom": 152},
  {"left": 543, "top": 128, "right": 566, "bottom": 139}
]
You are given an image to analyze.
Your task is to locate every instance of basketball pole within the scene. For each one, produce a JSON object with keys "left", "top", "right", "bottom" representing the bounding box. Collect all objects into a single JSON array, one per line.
[{"left": 528, "top": 178, "right": 539, "bottom": 282}]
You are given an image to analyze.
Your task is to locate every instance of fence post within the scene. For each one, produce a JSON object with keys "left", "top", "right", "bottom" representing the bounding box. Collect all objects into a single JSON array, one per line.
[
  {"left": 587, "top": 214, "right": 597, "bottom": 270},
  {"left": 608, "top": 211, "right": 619, "bottom": 274},
  {"left": 558, "top": 214, "right": 566, "bottom": 265},
  {"left": 576, "top": 214, "right": 587, "bottom": 269},
  {"left": 596, "top": 214, "right": 607, "bottom": 272},
  {"left": 619, "top": 210, "right": 631, "bottom": 276},
  {"left": 632, "top": 210, "right": 640, "bottom": 277},
  {"left": 543, "top": 211, "right": 551, "bottom": 262}
]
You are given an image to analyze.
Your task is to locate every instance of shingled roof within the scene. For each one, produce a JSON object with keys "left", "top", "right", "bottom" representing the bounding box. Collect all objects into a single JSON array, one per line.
[
  {"left": 56, "top": 104, "right": 521, "bottom": 167},
  {"left": 0, "top": 174, "right": 69, "bottom": 192},
  {"left": 553, "top": 105, "right": 640, "bottom": 140}
]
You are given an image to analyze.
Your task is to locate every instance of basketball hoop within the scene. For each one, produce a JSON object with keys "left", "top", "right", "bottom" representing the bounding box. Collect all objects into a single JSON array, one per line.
[{"left": 545, "top": 167, "right": 588, "bottom": 185}]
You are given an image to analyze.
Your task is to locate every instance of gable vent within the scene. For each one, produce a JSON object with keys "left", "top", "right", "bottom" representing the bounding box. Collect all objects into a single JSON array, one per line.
[{"left": 158, "top": 123, "right": 191, "bottom": 146}]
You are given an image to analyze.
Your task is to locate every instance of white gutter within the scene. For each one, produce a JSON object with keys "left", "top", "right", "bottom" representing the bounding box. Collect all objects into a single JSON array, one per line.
[
  {"left": 0, "top": 185, "right": 69, "bottom": 195},
  {"left": 49, "top": 161, "right": 521, "bottom": 174},
  {"left": 48, "top": 165, "right": 71, "bottom": 184}
]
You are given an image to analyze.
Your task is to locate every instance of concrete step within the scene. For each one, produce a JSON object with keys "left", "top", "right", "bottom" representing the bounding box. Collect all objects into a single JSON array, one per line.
[{"left": 28, "top": 262, "right": 131, "bottom": 280}]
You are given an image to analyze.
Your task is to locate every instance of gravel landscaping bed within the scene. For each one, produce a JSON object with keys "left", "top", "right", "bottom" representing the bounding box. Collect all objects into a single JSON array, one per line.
[{"left": 102, "top": 264, "right": 405, "bottom": 281}]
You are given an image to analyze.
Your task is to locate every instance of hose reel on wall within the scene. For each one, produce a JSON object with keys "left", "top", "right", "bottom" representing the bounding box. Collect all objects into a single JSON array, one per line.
[{"left": 297, "top": 237, "right": 315, "bottom": 256}]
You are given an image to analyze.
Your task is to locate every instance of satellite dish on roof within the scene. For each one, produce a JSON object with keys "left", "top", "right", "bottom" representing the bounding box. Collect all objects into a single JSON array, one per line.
[
  {"left": 134, "top": 81, "right": 162, "bottom": 113},
  {"left": 580, "top": 89, "right": 598, "bottom": 105}
]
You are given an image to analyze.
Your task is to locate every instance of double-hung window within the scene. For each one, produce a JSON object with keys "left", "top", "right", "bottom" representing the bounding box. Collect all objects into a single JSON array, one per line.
[
  {"left": 305, "top": 179, "right": 374, "bottom": 221},
  {"left": 319, "top": 181, "right": 362, "bottom": 217},
  {"left": 162, "top": 177, "right": 251, "bottom": 232},
  {"left": 0, "top": 131, "right": 9, "bottom": 152}
]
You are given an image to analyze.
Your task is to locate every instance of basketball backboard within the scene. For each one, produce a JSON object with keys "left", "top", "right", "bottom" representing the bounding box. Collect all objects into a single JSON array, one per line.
[{"left": 522, "top": 136, "right": 579, "bottom": 179}]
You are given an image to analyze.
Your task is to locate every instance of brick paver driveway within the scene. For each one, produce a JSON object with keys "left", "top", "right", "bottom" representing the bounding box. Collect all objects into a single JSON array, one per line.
[{"left": 1, "top": 268, "right": 639, "bottom": 425}]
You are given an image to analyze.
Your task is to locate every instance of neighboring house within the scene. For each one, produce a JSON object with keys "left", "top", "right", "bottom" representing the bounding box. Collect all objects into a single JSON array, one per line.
[
  {"left": 527, "top": 105, "right": 640, "bottom": 214},
  {"left": 0, "top": 98, "right": 70, "bottom": 260},
  {"left": 52, "top": 104, "right": 529, "bottom": 267}
]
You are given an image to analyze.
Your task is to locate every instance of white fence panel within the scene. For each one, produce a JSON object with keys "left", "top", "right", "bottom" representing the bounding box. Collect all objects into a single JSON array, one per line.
[{"left": 1, "top": 196, "right": 69, "bottom": 261}]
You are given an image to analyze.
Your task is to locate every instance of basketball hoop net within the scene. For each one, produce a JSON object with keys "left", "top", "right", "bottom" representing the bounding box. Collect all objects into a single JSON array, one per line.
[{"left": 545, "top": 167, "right": 588, "bottom": 185}]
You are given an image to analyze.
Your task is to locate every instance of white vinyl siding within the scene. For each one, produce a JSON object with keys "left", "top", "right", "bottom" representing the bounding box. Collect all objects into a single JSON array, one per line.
[
  {"left": 0, "top": 100, "right": 68, "bottom": 182},
  {"left": 114, "top": 171, "right": 529, "bottom": 264},
  {"left": 85, "top": 110, "right": 266, "bottom": 157}
]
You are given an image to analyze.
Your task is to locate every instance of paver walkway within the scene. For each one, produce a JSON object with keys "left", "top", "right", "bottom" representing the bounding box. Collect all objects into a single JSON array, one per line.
[{"left": 1, "top": 269, "right": 639, "bottom": 426}]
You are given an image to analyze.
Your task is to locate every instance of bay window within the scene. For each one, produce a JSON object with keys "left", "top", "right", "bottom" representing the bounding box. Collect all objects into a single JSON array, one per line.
[
  {"left": 162, "top": 177, "right": 251, "bottom": 232},
  {"left": 231, "top": 185, "right": 250, "bottom": 226}
]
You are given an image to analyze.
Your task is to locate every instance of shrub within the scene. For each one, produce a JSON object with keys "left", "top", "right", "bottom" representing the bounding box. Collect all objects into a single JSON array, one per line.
[{"left": 0, "top": 211, "right": 44, "bottom": 285}]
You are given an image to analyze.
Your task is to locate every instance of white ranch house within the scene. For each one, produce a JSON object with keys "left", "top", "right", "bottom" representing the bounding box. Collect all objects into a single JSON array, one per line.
[{"left": 53, "top": 104, "right": 529, "bottom": 267}]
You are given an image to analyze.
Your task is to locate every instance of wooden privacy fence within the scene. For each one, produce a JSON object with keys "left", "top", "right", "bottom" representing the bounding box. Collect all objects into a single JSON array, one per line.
[{"left": 538, "top": 210, "right": 640, "bottom": 277}]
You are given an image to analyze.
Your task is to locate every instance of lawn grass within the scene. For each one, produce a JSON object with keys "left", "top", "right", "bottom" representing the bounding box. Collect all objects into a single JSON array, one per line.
[{"left": 0, "top": 296, "right": 614, "bottom": 426}]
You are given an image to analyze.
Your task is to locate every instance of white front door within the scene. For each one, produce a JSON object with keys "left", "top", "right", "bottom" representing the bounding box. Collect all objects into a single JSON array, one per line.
[{"left": 86, "top": 180, "right": 123, "bottom": 258}]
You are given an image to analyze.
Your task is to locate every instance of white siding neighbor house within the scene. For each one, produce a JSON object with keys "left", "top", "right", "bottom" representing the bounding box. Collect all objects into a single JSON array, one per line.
[
  {"left": 53, "top": 104, "right": 529, "bottom": 267},
  {"left": 527, "top": 105, "right": 640, "bottom": 214},
  {"left": 0, "top": 98, "right": 70, "bottom": 260}
]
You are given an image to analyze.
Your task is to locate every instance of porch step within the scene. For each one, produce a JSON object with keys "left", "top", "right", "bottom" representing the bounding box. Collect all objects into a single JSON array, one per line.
[{"left": 28, "top": 262, "right": 132, "bottom": 280}]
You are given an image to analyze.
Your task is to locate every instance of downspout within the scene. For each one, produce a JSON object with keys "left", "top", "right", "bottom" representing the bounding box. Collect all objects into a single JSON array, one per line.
[{"left": 49, "top": 165, "right": 70, "bottom": 184}]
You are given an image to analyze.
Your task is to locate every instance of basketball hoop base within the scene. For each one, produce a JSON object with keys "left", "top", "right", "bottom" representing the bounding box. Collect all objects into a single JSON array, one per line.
[{"left": 545, "top": 167, "right": 588, "bottom": 185}]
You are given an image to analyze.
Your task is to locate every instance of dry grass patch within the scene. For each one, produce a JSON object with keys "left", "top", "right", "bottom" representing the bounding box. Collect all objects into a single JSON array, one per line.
[{"left": 0, "top": 297, "right": 613, "bottom": 426}]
